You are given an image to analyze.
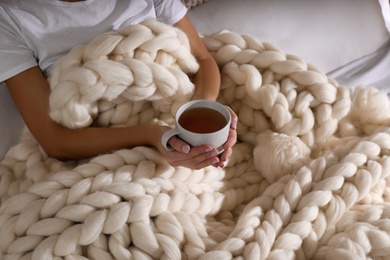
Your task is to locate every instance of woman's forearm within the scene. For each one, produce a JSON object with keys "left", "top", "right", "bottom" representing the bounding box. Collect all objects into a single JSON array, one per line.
[
  {"left": 43, "top": 124, "right": 164, "bottom": 160},
  {"left": 191, "top": 56, "right": 221, "bottom": 101},
  {"left": 175, "top": 16, "right": 221, "bottom": 101}
]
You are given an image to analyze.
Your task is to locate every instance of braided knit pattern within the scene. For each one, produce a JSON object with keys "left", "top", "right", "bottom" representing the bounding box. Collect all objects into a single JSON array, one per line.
[{"left": 1, "top": 20, "right": 390, "bottom": 259}]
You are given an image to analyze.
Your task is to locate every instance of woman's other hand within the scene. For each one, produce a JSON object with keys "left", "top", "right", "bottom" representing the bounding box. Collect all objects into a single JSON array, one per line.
[{"left": 215, "top": 106, "right": 237, "bottom": 167}]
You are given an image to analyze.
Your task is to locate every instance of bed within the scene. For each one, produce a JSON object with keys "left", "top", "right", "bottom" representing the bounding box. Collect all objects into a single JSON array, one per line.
[{"left": 1, "top": 0, "right": 390, "bottom": 258}]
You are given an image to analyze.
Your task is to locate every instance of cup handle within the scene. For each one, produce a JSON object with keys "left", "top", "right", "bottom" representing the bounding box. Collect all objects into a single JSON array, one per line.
[{"left": 161, "top": 128, "right": 181, "bottom": 150}]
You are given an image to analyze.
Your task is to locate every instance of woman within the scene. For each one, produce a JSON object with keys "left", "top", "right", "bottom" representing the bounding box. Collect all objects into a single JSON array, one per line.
[{"left": 0, "top": 0, "right": 237, "bottom": 169}]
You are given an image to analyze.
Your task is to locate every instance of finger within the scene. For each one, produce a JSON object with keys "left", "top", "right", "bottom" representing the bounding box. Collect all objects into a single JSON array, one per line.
[
  {"left": 226, "top": 129, "right": 237, "bottom": 147},
  {"left": 221, "top": 129, "right": 237, "bottom": 157},
  {"left": 188, "top": 145, "right": 219, "bottom": 163},
  {"left": 226, "top": 106, "right": 238, "bottom": 130},
  {"left": 175, "top": 145, "right": 220, "bottom": 169},
  {"left": 218, "top": 147, "right": 232, "bottom": 166},
  {"left": 168, "top": 136, "right": 191, "bottom": 153},
  {"left": 217, "top": 130, "right": 236, "bottom": 167},
  {"left": 190, "top": 156, "right": 220, "bottom": 170}
]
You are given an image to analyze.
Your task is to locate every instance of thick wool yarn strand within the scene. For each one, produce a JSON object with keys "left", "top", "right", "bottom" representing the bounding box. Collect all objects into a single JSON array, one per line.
[
  {"left": 200, "top": 136, "right": 390, "bottom": 259},
  {"left": 49, "top": 20, "right": 198, "bottom": 129},
  {"left": 1, "top": 20, "right": 390, "bottom": 259}
]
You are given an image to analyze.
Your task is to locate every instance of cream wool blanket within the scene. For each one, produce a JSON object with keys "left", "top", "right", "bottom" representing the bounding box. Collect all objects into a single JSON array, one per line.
[{"left": 1, "top": 20, "right": 390, "bottom": 259}]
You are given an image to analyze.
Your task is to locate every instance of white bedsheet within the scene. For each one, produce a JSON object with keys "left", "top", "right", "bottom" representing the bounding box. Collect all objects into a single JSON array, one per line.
[{"left": 328, "top": 44, "right": 390, "bottom": 93}]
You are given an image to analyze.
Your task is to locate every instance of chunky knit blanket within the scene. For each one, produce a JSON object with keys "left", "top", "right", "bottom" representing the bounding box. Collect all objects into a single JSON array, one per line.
[{"left": 1, "top": 20, "right": 390, "bottom": 259}]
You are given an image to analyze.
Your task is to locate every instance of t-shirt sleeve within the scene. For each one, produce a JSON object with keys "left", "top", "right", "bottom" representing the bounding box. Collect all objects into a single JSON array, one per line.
[
  {"left": 153, "top": 0, "right": 187, "bottom": 25},
  {"left": 0, "top": 7, "right": 37, "bottom": 83}
]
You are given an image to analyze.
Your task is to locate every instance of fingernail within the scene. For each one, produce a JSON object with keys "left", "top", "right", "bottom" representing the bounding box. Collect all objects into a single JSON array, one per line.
[
  {"left": 231, "top": 122, "right": 237, "bottom": 130},
  {"left": 205, "top": 147, "right": 213, "bottom": 152},
  {"left": 182, "top": 145, "right": 190, "bottom": 153},
  {"left": 212, "top": 158, "right": 219, "bottom": 164},
  {"left": 211, "top": 151, "right": 219, "bottom": 157}
]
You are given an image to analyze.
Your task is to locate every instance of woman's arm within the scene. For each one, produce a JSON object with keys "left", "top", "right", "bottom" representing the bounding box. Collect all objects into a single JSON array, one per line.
[
  {"left": 174, "top": 16, "right": 221, "bottom": 101},
  {"left": 5, "top": 66, "right": 159, "bottom": 160},
  {"left": 5, "top": 66, "right": 220, "bottom": 169}
]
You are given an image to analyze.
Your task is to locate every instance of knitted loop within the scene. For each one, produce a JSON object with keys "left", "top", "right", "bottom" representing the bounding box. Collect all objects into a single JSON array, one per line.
[
  {"left": 1, "top": 20, "right": 390, "bottom": 259},
  {"left": 49, "top": 20, "right": 199, "bottom": 129}
]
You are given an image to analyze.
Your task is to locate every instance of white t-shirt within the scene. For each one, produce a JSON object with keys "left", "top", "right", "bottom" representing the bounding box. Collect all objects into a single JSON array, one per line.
[{"left": 0, "top": 0, "right": 187, "bottom": 82}]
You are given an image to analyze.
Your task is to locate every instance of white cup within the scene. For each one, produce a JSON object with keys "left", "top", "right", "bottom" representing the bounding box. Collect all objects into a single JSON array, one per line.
[{"left": 161, "top": 100, "right": 231, "bottom": 152}]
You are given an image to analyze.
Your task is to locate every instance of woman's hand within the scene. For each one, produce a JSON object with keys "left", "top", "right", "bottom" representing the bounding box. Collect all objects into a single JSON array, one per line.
[
  {"left": 152, "top": 105, "right": 238, "bottom": 170},
  {"left": 216, "top": 106, "right": 237, "bottom": 167},
  {"left": 152, "top": 126, "right": 222, "bottom": 170}
]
